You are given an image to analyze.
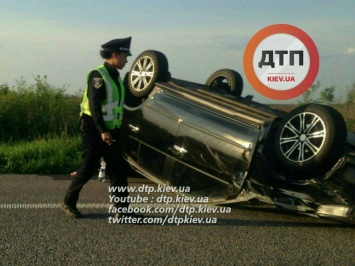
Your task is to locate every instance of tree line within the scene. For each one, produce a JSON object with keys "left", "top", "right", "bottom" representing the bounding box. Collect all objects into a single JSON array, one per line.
[{"left": 0, "top": 76, "right": 81, "bottom": 141}]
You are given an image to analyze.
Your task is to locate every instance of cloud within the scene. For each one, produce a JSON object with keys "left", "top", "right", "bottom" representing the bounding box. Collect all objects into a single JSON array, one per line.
[{"left": 345, "top": 47, "right": 355, "bottom": 54}]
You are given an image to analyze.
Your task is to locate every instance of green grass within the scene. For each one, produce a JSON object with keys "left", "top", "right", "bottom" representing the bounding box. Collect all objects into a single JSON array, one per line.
[{"left": 0, "top": 136, "right": 82, "bottom": 174}]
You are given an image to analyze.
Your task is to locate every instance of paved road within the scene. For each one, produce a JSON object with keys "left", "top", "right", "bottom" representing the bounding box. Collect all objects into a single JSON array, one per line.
[{"left": 1, "top": 174, "right": 354, "bottom": 265}]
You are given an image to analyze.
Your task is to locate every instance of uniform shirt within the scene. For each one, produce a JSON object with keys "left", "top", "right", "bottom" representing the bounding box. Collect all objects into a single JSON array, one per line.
[{"left": 86, "top": 62, "right": 122, "bottom": 134}]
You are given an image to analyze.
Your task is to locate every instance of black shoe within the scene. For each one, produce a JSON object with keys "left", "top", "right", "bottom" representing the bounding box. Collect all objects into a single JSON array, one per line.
[{"left": 60, "top": 202, "right": 82, "bottom": 218}]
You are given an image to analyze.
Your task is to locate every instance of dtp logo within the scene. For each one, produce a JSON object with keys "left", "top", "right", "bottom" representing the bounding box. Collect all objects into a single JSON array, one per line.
[{"left": 243, "top": 24, "right": 319, "bottom": 100}]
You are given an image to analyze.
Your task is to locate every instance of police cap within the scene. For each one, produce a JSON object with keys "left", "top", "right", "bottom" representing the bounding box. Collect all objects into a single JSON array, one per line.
[{"left": 101, "top": 37, "right": 132, "bottom": 56}]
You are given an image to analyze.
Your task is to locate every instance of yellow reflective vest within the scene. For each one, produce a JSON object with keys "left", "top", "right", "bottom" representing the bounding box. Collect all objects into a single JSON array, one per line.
[{"left": 80, "top": 64, "right": 125, "bottom": 129}]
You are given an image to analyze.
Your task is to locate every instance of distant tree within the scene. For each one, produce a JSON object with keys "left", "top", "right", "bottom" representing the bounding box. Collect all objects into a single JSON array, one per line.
[
  {"left": 298, "top": 81, "right": 335, "bottom": 105},
  {"left": 319, "top": 85, "right": 335, "bottom": 105},
  {"left": 342, "top": 83, "right": 355, "bottom": 131},
  {"left": 345, "top": 83, "right": 355, "bottom": 106},
  {"left": 0, "top": 84, "right": 9, "bottom": 95},
  {"left": 298, "top": 80, "right": 321, "bottom": 104}
]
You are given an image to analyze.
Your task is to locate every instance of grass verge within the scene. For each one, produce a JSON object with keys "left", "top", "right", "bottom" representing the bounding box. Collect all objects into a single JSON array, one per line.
[{"left": 0, "top": 136, "right": 82, "bottom": 174}]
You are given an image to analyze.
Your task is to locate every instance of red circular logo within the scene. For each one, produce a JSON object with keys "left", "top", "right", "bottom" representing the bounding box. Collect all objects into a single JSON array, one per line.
[{"left": 243, "top": 24, "right": 319, "bottom": 100}]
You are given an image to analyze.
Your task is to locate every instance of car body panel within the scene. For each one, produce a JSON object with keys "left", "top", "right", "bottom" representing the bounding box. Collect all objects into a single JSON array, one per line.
[
  {"left": 124, "top": 84, "right": 263, "bottom": 201},
  {"left": 123, "top": 79, "right": 355, "bottom": 224}
]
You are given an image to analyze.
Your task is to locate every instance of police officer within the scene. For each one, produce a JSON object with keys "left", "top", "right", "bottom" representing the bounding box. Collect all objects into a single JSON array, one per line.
[{"left": 61, "top": 37, "right": 139, "bottom": 220}]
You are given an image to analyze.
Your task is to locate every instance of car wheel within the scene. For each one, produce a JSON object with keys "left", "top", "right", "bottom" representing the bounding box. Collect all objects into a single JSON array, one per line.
[
  {"left": 123, "top": 72, "right": 143, "bottom": 107},
  {"left": 275, "top": 104, "right": 347, "bottom": 175},
  {"left": 205, "top": 69, "right": 243, "bottom": 97},
  {"left": 128, "top": 50, "right": 170, "bottom": 98}
]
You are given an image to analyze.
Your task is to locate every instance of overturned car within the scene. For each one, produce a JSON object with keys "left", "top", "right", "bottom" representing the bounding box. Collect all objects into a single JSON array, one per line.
[{"left": 122, "top": 50, "right": 355, "bottom": 225}]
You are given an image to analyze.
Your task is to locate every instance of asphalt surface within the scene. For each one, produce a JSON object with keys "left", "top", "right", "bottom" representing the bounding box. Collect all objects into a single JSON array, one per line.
[{"left": 1, "top": 174, "right": 354, "bottom": 265}]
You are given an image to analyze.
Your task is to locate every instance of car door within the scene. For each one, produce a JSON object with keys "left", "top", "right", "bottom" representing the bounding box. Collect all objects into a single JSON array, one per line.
[
  {"left": 123, "top": 91, "right": 186, "bottom": 183},
  {"left": 124, "top": 89, "right": 261, "bottom": 201},
  {"left": 170, "top": 102, "right": 261, "bottom": 201}
]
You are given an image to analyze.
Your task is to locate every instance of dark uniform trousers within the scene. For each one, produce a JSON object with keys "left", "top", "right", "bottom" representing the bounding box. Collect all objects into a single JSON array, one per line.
[{"left": 64, "top": 114, "right": 129, "bottom": 209}]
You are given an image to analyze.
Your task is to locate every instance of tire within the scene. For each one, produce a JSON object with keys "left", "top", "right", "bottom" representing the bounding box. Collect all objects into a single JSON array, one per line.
[
  {"left": 123, "top": 72, "right": 143, "bottom": 107},
  {"left": 274, "top": 104, "right": 347, "bottom": 175},
  {"left": 128, "top": 50, "right": 169, "bottom": 98},
  {"left": 205, "top": 69, "right": 243, "bottom": 97}
]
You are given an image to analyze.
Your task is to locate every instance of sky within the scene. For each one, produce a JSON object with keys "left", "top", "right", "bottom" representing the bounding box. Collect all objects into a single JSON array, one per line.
[{"left": 0, "top": 0, "right": 354, "bottom": 103}]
